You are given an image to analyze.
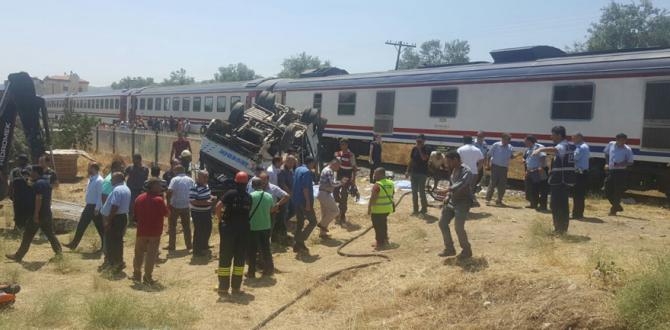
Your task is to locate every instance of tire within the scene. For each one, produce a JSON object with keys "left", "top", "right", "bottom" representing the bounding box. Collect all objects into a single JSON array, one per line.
[
  {"left": 280, "top": 123, "right": 301, "bottom": 151},
  {"left": 229, "top": 103, "right": 245, "bottom": 127},
  {"left": 257, "top": 91, "right": 269, "bottom": 107},
  {"left": 301, "top": 108, "right": 319, "bottom": 124}
]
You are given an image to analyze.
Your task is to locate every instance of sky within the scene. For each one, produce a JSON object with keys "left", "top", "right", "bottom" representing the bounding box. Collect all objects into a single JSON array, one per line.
[{"left": 2, "top": 0, "right": 670, "bottom": 86}]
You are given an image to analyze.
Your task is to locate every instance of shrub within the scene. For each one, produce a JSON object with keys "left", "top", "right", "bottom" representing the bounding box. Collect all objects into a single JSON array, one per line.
[{"left": 617, "top": 258, "right": 670, "bottom": 329}]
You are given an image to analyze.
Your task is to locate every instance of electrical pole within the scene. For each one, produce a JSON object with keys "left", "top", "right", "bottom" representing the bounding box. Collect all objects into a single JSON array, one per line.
[{"left": 386, "top": 40, "right": 416, "bottom": 70}]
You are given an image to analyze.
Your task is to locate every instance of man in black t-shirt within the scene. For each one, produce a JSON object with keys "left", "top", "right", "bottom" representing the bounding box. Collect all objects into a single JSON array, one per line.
[
  {"left": 6, "top": 165, "right": 62, "bottom": 262},
  {"left": 9, "top": 154, "right": 33, "bottom": 230},
  {"left": 214, "top": 172, "right": 251, "bottom": 296},
  {"left": 405, "top": 134, "right": 429, "bottom": 216},
  {"left": 369, "top": 134, "right": 383, "bottom": 183},
  {"left": 125, "top": 153, "right": 149, "bottom": 223}
]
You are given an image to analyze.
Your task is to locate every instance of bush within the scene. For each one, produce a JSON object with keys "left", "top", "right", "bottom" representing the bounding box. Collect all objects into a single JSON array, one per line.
[
  {"left": 53, "top": 107, "right": 98, "bottom": 150},
  {"left": 617, "top": 258, "right": 670, "bottom": 329}
]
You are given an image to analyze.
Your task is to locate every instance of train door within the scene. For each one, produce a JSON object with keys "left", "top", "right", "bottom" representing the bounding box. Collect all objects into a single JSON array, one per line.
[
  {"left": 642, "top": 82, "right": 670, "bottom": 150},
  {"left": 120, "top": 95, "right": 128, "bottom": 122},
  {"left": 374, "top": 91, "right": 395, "bottom": 134}
]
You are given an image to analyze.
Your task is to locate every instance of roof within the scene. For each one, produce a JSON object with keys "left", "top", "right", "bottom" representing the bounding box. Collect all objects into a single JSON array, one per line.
[
  {"left": 44, "top": 75, "right": 89, "bottom": 84},
  {"left": 135, "top": 81, "right": 257, "bottom": 96},
  {"left": 42, "top": 89, "right": 127, "bottom": 99},
  {"left": 272, "top": 48, "right": 670, "bottom": 91}
]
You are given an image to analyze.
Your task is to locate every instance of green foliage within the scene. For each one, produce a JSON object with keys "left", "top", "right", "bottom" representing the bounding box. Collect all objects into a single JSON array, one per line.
[
  {"left": 214, "top": 63, "right": 260, "bottom": 82},
  {"left": 617, "top": 257, "right": 670, "bottom": 329},
  {"left": 398, "top": 39, "right": 470, "bottom": 69},
  {"left": 30, "top": 291, "right": 72, "bottom": 328},
  {"left": 576, "top": 0, "right": 670, "bottom": 51},
  {"left": 161, "top": 68, "right": 195, "bottom": 86},
  {"left": 111, "top": 76, "right": 155, "bottom": 89},
  {"left": 53, "top": 105, "right": 99, "bottom": 150},
  {"left": 278, "top": 52, "right": 331, "bottom": 78},
  {"left": 9, "top": 121, "right": 29, "bottom": 159}
]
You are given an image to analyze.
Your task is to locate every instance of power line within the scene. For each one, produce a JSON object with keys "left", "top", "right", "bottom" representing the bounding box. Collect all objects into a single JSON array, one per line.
[{"left": 385, "top": 40, "right": 416, "bottom": 70}]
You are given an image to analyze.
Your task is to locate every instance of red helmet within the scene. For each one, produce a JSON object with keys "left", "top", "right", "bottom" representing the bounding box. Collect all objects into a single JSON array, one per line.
[{"left": 234, "top": 171, "right": 249, "bottom": 184}]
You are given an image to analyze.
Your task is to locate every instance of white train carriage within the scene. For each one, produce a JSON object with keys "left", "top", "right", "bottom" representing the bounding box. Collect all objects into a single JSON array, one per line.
[
  {"left": 130, "top": 79, "right": 270, "bottom": 131},
  {"left": 44, "top": 90, "right": 129, "bottom": 124},
  {"left": 274, "top": 46, "right": 670, "bottom": 194}
]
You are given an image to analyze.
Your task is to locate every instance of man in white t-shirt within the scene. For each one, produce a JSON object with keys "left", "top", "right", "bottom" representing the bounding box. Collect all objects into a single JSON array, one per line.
[{"left": 457, "top": 136, "right": 484, "bottom": 206}]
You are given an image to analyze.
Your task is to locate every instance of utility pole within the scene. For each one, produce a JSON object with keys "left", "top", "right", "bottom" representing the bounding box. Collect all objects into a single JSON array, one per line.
[{"left": 385, "top": 40, "right": 416, "bottom": 70}]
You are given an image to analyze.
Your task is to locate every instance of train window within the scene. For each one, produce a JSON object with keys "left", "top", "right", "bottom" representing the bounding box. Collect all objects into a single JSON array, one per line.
[
  {"left": 551, "top": 84, "right": 594, "bottom": 120},
  {"left": 313, "top": 93, "right": 322, "bottom": 110},
  {"left": 96, "top": 99, "right": 100, "bottom": 109},
  {"left": 155, "top": 98, "right": 161, "bottom": 111},
  {"left": 115, "top": 99, "right": 120, "bottom": 109},
  {"left": 642, "top": 82, "right": 670, "bottom": 149},
  {"left": 217, "top": 96, "right": 226, "bottom": 112},
  {"left": 204, "top": 96, "right": 213, "bottom": 112},
  {"left": 173, "top": 97, "right": 180, "bottom": 111},
  {"left": 231, "top": 96, "right": 241, "bottom": 108},
  {"left": 430, "top": 89, "right": 458, "bottom": 117},
  {"left": 164, "top": 97, "right": 170, "bottom": 111},
  {"left": 104, "top": 99, "right": 109, "bottom": 109},
  {"left": 193, "top": 96, "right": 202, "bottom": 112},
  {"left": 147, "top": 97, "right": 154, "bottom": 110},
  {"left": 182, "top": 97, "right": 191, "bottom": 112},
  {"left": 139, "top": 98, "right": 146, "bottom": 110},
  {"left": 337, "top": 92, "right": 356, "bottom": 115}
]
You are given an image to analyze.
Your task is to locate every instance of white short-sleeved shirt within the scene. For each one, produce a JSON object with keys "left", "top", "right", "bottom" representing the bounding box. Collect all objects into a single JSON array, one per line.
[
  {"left": 457, "top": 144, "right": 484, "bottom": 175},
  {"left": 168, "top": 174, "right": 195, "bottom": 208}
]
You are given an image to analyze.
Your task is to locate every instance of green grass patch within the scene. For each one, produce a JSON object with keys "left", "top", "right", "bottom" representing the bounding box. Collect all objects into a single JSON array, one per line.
[
  {"left": 87, "top": 292, "right": 199, "bottom": 329},
  {"left": 617, "top": 258, "right": 670, "bottom": 329},
  {"left": 29, "top": 291, "right": 72, "bottom": 328},
  {"left": 51, "top": 253, "right": 81, "bottom": 274}
]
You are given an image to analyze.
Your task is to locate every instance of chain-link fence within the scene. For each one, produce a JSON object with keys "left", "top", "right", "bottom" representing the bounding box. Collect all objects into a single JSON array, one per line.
[{"left": 93, "top": 127, "right": 201, "bottom": 166}]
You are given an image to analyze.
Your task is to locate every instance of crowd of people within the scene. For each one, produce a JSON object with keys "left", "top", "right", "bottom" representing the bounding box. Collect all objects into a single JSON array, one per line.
[{"left": 2, "top": 126, "right": 636, "bottom": 296}]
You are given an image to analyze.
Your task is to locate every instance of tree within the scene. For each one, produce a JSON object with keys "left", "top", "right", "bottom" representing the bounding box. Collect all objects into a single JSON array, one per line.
[
  {"left": 111, "top": 76, "right": 155, "bottom": 89},
  {"left": 577, "top": 0, "right": 670, "bottom": 51},
  {"left": 278, "top": 52, "right": 331, "bottom": 78},
  {"left": 442, "top": 39, "right": 470, "bottom": 64},
  {"left": 161, "top": 68, "right": 195, "bottom": 86},
  {"left": 53, "top": 105, "right": 98, "bottom": 150},
  {"left": 214, "top": 63, "right": 259, "bottom": 82},
  {"left": 398, "top": 39, "right": 471, "bottom": 69}
]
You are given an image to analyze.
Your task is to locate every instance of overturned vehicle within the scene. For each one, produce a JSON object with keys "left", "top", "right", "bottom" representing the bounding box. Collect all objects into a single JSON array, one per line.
[{"left": 200, "top": 91, "right": 325, "bottom": 193}]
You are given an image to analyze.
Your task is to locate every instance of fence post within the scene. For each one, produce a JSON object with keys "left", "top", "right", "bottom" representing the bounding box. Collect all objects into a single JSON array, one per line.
[
  {"left": 95, "top": 126, "right": 99, "bottom": 153},
  {"left": 131, "top": 128, "right": 136, "bottom": 157},
  {"left": 112, "top": 127, "right": 116, "bottom": 154},
  {"left": 154, "top": 130, "right": 159, "bottom": 165}
]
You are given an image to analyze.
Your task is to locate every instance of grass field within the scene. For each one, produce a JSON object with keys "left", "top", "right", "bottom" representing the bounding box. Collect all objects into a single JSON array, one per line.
[{"left": 1, "top": 153, "right": 669, "bottom": 329}]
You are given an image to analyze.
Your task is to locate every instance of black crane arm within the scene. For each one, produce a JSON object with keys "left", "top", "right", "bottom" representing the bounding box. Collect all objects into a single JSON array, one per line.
[{"left": 0, "top": 72, "right": 51, "bottom": 200}]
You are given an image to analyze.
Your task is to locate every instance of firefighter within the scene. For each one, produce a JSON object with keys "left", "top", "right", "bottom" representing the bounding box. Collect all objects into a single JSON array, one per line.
[
  {"left": 214, "top": 172, "right": 251, "bottom": 296},
  {"left": 333, "top": 138, "right": 358, "bottom": 224}
]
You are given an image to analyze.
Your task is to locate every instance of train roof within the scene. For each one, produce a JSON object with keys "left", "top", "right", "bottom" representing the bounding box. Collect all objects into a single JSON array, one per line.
[
  {"left": 135, "top": 78, "right": 270, "bottom": 96},
  {"left": 42, "top": 89, "right": 127, "bottom": 99},
  {"left": 272, "top": 47, "right": 670, "bottom": 90}
]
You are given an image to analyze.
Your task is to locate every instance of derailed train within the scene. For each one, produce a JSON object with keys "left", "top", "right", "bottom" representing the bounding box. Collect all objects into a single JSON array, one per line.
[{"left": 43, "top": 45, "right": 670, "bottom": 197}]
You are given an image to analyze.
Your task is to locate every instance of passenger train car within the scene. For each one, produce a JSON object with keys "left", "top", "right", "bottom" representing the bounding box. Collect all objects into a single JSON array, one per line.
[{"left": 42, "top": 46, "right": 670, "bottom": 195}]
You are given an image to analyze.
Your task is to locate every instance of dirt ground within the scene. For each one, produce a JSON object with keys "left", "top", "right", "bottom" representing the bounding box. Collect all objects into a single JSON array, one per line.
[{"left": 1, "top": 155, "right": 669, "bottom": 329}]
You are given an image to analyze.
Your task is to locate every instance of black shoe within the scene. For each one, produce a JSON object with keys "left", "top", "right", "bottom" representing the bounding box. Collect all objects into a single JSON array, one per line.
[
  {"left": 616, "top": 205, "right": 624, "bottom": 212},
  {"left": 525, "top": 205, "right": 536, "bottom": 209},
  {"left": 572, "top": 215, "right": 583, "bottom": 220},
  {"left": 457, "top": 251, "right": 472, "bottom": 260},
  {"left": 143, "top": 275, "right": 157, "bottom": 285},
  {"left": 438, "top": 248, "right": 457, "bottom": 257},
  {"left": 420, "top": 209, "right": 428, "bottom": 214},
  {"left": 130, "top": 273, "right": 142, "bottom": 283},
  {"left": 63, "top": 242, "right": 77, "bottom": 250},
  {"left": 5, "top": 254, "right": 21, "bottom": 263},
  {"left": 245, "top": 271, "right": 256, "bottom": 279},
  {"left": 1, "top": 284, "right": 21, "bottom": 294}
]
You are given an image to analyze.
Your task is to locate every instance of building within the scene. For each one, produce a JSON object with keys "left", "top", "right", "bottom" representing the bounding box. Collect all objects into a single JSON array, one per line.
[{"left": 42, "top": 72, "right": 89, "bottom": 95}]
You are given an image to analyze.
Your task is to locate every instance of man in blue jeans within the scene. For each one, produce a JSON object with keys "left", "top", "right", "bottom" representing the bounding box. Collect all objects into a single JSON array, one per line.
[
  {"left": 292, "top": 156, "right": 317, "bottom": 254},
  {"left": 406, "top": 134, "right": 429, "bottom": 216}
]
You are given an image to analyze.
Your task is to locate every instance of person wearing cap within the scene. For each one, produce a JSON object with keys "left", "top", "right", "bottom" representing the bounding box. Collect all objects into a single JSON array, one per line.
[
  {"left": 369, "top": 134, "right": 383, "bottom": 183},
  {"left": 485, "top": 133, "right": 515, "bottom": 206},
  {"left": 603, "top": 133, "right": 634, "bottom": 216},
  {"left": 406, "top": 134, "right": 430, "bottom": 216},
  {"left": 572, "top": 132, "right": 590, "bottom": 219},
  {"left": 132, "top": 178, "right": 169, "bottom": 284},
  {"left": 6, "top": 165, "right": 63, "bottom": 263},
  {"left": 438, "top": 151, "right": 474, "bottom": 259},
  {"left": 64, "top": 162, "right": 104, "bottom": 251},
  {"left": 292, "top": 156, "right": 318, "bottom": 254},
  {"left": 8, "top": 154, "right": 32, "bottom": 230},
  {"left": 180, "top": 149, "right": 193, "bottom": 173},
  {"left": 215, "top": 171, "right": 252, "bottom": 295},
  {"left": 368, "top": 167, "right": 394, "bottom": 250},
  {"left": 166, "top": 165, "right": 194, "bottom": 251},
  {"left": 333, "top": 138, "right": 358, "bottom": 224},
  {"left": 125, "top": 153, "right": 149, "bottom": 224},
  {"left": 170, "top": 132, "right": 192, "bottom": 163},
  {"left": 318, "top": 158, "right": 342, "bottom": 238},
  {"left": 190, "top": 170, "right": 216, "bottom": 257}
]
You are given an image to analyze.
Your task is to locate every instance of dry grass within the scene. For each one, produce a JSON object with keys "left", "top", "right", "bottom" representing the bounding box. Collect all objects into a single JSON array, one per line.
[
  {"left": 29, "top": 291, "right": 73, "bottom": 328},
  {"left": 1, "top": 151, "right": 669, "bottom": 329}
]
